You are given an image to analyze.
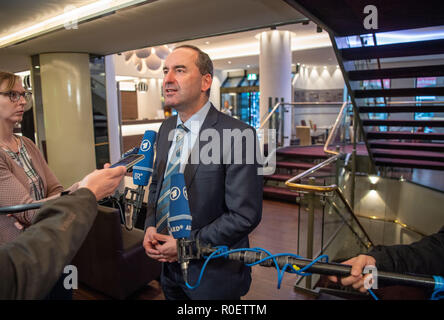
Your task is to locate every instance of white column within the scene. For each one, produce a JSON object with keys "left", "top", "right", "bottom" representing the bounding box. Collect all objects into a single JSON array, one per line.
[
  {"left": 39, "top": 53, "right": 96, "bottom": 187},
  {"left": 105, "top": 54, "right": 122, "bottom": 164},
  {"left": 259, "top": 30, "right": 292, "bottom": 146}
]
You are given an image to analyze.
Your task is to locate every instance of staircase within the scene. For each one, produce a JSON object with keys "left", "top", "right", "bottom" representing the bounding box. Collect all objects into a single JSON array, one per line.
[
  {"left": 284, "top": 0, "right": 444, "bottom": 172},
  {"left": 263, "top": 145, "right": 330, "bottom": 202},
  {"left": 342, "top": 38, "right": 444, "bottom": 171}
]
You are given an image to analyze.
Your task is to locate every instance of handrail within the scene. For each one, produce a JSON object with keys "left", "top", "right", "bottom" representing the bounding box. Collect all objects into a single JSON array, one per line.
[
  {"left": 259, "top": 101, "right": 345, "bottom": 130},
  {"left": 323, "top": 101, "right": 349, "bottom": 156},
  {"left": 355, "top": 214, "right": 427, "bottom": 237},
  {"left": 285, "top": 153, "right": 341, "bottom": 192},
  {"left": 284, "top": 154, "right": 374, "bottom": 247},
  {"left": 259, "top": 101, "right": 281, "bottom": 129}
]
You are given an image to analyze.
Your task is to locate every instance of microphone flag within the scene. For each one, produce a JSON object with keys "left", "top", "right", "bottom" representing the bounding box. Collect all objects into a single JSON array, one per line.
[{"left": 168, "top": 173, "right": 192, "bottom": 239}]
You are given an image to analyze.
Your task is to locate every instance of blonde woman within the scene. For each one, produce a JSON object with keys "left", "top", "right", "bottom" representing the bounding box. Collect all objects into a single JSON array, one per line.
[{"left": 0, "top": 71, "right": 78, "bottom": 244}]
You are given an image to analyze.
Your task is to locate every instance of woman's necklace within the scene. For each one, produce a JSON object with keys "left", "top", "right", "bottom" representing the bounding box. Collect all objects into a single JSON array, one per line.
[{"left": 0, "top": 135, "right": 20, "bottom": 154}]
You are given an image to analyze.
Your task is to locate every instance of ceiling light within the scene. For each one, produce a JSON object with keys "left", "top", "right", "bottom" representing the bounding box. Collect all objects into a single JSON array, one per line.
[
  {"left": 228, "top": 61, "right": 232, "bottom": 64},
  {"left": 0, "top": 0, "right": 148, "bottom": 48},
  {"left": 205, "top": 41, "right": 210, "bottom": 45}
]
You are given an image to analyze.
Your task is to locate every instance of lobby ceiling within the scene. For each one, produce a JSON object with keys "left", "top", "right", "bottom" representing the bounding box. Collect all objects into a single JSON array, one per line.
[{"left": 0, "top": 0, "right": 306, "bottom": 72}]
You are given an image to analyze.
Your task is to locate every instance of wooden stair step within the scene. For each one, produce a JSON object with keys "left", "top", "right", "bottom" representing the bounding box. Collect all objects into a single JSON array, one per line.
[
  {"left": 358, "top": 106, "right": 444, "bottom": 113},
  {"left": 369, "top": 141, "right": 444, "bottom": 152},
  {"left": 375, "top": 157, "right": 444, "bottom": 170},
  {"left": 354, "top": 87, "right": 444, "bottom": 99},
  {"left": 348, "top": 65, "right": 444, "bottom": 81},
  {"left": 371, "top": 148, "right": 444, "bottom": 162},
  {"left": 276, "top": 161, "right": 332, "bottom": 171},
  {"left": 366, "top": 131, "right": 444, "bottom": 140},
  {"left": 263, "top": 186, "right": 299, "bottom": 202},
  {"left": 362, "top": 119, "right": 444, "bottom": 127},
  {"left": 340, "top": 38, "right": 444, "bottom": 61}
]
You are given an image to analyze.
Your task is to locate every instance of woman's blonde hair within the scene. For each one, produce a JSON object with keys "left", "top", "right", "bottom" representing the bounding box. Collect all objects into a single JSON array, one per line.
[{"left": 0, "top": 71, "right": 20, "bottom": 91}]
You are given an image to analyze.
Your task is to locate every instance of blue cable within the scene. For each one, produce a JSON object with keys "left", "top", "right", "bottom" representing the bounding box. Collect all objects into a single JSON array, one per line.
[
  {"left": 184, "top": 246, "right": 328, "bottom": 291},
  {"left": 368, "top": 288, "right": 379, "bottom": 300},
  {"left": 431, "top": 276, "right": 444, "bottom": 300}
]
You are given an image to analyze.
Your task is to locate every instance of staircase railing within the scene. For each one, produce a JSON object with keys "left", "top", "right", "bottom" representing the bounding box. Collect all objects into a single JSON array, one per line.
[
  {"left": 260, "top": 101, "right": 351, "bottom": 148},
  {"left": 279, "top": 99, "right": 375, "bottom": 291},
  {"left": 283, "top": 152, "right": 373, "bottom": 291}
]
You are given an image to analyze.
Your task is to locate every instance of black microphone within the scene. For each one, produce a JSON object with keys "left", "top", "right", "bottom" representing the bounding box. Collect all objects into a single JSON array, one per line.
[
  {"left": 168, "top": 173, "right": 192, "bottom": 282},
  {"left": 0, "top": 203, "right": 43, "bottom": 215},
  {"left": 123, "top": 130, "right": 156, "bottom": 229}
]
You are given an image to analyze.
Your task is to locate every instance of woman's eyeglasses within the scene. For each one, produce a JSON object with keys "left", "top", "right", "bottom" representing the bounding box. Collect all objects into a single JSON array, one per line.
[{"left": 0, "top": 91, "right": 32, "bottom": 103}]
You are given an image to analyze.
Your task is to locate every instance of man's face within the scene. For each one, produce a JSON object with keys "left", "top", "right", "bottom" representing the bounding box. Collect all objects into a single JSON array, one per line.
[{"left": 162, "top": 48, "right": 211, "bottom": 111}]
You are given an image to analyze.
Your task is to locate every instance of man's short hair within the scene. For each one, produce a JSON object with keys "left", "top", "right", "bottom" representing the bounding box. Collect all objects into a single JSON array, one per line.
[{"left": 174, "top": 44, "right": 213, "bottom": 96}]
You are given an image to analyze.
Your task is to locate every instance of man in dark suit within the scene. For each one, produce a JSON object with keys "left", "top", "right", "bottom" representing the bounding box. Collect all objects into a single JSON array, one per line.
[{"left": 143, "top": 45, "right": 263, "bottom": 300}]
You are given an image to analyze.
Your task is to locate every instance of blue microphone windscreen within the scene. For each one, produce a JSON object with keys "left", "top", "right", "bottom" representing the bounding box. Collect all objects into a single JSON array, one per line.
[
  {"left": 133, "top": 130, "right": 156, "bottom": 186},
  {"left": 168, "top": 173, "right": 192, "bottom": 239}
]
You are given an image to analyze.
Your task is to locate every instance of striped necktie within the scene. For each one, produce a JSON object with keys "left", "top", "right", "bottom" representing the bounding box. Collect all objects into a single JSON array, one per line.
[{"left": 156, "top": 124, "right": 189, "bottom": 233}]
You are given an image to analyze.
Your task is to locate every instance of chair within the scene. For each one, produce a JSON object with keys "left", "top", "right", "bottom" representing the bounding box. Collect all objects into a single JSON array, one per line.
[
  {"left": 72, "top": 205, "right": 161, "bottom": 299},
  {"left": 295, "top": 126, "right": 312, "bottom": 146},
  {"left": 309, "top": 119, "right": 314, "bottom": 130}
]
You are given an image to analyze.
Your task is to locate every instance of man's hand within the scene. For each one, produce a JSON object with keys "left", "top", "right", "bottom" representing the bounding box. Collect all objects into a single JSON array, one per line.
[
  {"left": 328, "top": 254, "right": 377, "bottom": 293},
  {"left": 143, "top": 227, "right": 162, "bottom": 259},
  {"left": 79, "top": 164, "right": 126, "bottom": 200},
  {"left": 143, "top": 227, "right": 178, "bottom": 263}
]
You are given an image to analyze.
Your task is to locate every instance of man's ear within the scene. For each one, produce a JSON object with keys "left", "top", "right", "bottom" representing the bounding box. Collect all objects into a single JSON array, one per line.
[{"left": 201, "top": 74, "right": 212, "bottom": 93}]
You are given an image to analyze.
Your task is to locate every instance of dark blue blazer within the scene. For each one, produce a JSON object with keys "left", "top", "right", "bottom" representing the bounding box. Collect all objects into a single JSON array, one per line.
[{"left": 145, "top": 104, "right": 263, "bottom": 299}]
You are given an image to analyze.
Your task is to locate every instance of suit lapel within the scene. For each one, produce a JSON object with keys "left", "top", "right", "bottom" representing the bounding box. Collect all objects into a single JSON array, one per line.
[
  {"left": 155, "top": 116, "right": 177, "bottom": 198},
  {"left": 184, "top": 104, "right": 219, "bottom": 189}
]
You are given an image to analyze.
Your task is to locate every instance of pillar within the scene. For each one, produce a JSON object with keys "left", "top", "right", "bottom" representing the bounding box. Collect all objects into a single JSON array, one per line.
[
  {"left": 33, "top": 53, "right": 96, "bottom": 188},
  {"left": 259, "top": 30, "right": 293, "bottom": 146}
]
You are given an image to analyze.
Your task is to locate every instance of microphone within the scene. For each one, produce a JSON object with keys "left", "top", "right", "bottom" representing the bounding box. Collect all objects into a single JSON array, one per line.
[
  {"left": 123, "top": 130, "right": 156, "bottom": 229},
  {"left": 168, "top": 173, "right": 192, "bottom": 282}
]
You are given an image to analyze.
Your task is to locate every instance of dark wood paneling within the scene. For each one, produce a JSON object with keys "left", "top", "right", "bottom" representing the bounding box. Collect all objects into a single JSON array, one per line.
[{"left": 120, "top": 91, "right": 138, "bottom": 120}]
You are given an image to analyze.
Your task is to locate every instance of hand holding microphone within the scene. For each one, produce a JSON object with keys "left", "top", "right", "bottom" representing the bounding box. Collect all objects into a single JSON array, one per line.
[{"left": 123, "top": 130, "right": 156, "bottom": 229}]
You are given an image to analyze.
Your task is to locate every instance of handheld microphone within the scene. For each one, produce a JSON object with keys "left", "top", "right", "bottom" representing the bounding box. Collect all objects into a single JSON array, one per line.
[
  {"left": 132, "top": 130, "right": 156, "bottom": 186},
  {"left": 168, "top": 173, "right": 192, "bottom": 282},
  {"left": 123, "top": 130, "right": 156, "bottom": 229}
]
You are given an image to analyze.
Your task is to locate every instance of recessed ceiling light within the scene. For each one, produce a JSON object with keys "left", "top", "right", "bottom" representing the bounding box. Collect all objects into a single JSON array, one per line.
[
  {"left": 205, "top": 41, "right": 210, "bottom": 45},
  {"left": 228, "top": 61, "right": 232, "bottom": 64},
  {"left": 247, "top": 65, "right": 250, "bottom": 68}
]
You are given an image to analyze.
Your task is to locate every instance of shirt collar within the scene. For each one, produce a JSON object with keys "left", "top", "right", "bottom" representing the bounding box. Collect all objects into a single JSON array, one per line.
[{"left": 176, "top": 100, "right": 211, "bottom": 134}]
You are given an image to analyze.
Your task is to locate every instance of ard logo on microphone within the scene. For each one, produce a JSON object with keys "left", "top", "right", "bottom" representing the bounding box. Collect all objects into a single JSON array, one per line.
[
  {"left": 170, "top": 187, "right": 181, "bottom": 201},
  {"left": 183, "top": 187, "right": 188, "bottom": 200},
  {"left": 140, "top": 139, "right": 151, "bottom": 152}
]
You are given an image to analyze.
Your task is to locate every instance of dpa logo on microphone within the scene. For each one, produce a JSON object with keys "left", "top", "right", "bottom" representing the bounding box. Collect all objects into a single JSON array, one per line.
[
  {"left": 170, "top": 187, "right": 181, "bottom": 201},
  {"left": 141, "top": 139, "right": 151, "bottom": 152}
]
